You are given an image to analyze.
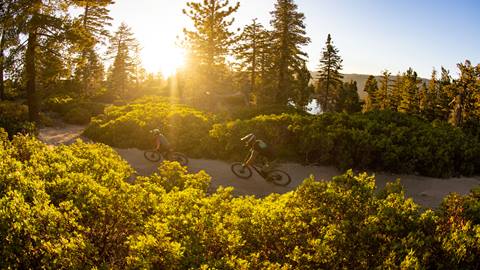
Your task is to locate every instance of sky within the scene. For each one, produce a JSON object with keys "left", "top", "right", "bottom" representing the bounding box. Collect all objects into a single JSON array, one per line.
[{"left": 108, "top": 0, "right": 480, "bottom": 78}]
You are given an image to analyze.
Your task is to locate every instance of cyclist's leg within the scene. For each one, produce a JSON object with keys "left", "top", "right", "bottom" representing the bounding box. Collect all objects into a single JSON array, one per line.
[
  {"left": 244, "top": 149, "right": 258, "bottom": 167},
  {"left": 259, "top": 155, "right": 272, "bottom": 173}
]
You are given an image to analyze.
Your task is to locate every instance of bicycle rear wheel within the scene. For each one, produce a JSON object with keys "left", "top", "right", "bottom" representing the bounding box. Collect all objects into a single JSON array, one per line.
[
  {"left": 166, "top": 152, "right": 189, "bottom": 166},
  {"left": 144, "top": 150, "right": 162, "bottom": 162},
  {"left": 231, "top": 162, "right": 253, "bottom": 179},
  {"left": 266, "top": 170, "right": 292, "bottom": 186}
]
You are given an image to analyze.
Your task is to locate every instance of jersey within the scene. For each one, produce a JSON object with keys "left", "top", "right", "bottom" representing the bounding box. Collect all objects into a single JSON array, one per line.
[
  {"left": 252, "top": 140, "right": 273, "bottom": 160},
  {"left": 155, "top": 134, "right": 171, "bottom": 151}
]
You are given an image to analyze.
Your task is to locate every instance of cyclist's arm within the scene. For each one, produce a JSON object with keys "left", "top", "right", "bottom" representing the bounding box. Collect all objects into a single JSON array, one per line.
[{"left": 154, "top": 137, "right": 161, "bottom": 151}]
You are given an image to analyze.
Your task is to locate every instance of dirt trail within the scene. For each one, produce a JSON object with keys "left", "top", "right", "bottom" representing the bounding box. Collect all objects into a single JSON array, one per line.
[{"left": 38, "top": 124, "right": 480, "bottom": 208}]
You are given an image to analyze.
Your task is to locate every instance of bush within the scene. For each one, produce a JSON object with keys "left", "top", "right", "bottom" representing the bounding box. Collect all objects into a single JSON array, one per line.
[
  {"left": 2, "top": 132, "right": 480, "bottom": 268},
  {"left": 227, "top": 104, "right": 308, "bottom": 120},
  {"left": 84, "top": 98, "right": 214, "bottom": 156},
  {"left": 213, "top": 110, "right": 480, "bottom": 177},
  {"left": 210, "top": 113, "right": 306, "bottom": 161},
  {"left": 64, "top": 107, "right": 92, "bottom": 125},
  {"left": 44, "top": 95, "right": 106, "bottom": 124},
  {"left": 84, "top": 100, "right": 480, "bottom": 177},
  {"left": 0, "top": 101, "right": 36, "bottom": 137}
]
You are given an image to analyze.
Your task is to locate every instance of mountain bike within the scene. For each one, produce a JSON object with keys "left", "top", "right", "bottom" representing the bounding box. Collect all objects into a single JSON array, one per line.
[
  {"left": 144, "top": 149, "right": 189, "bottom": 166},
  {"left": 230, "top": 161, "right": 291, "bottom": 187}
]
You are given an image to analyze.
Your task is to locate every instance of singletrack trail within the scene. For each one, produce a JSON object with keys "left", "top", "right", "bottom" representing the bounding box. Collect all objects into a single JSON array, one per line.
[{"left": 38, "top": 124, "right": 480, "bottom": 208}]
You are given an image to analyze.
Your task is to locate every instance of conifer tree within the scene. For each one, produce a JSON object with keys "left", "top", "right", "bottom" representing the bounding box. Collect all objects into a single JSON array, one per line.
[
  {"left": 107, "top": 23, "right": 139, "bottom": 98},
  {"left": 316, "top": 34, "right": 343, "bottom": 112},
  {"left": 389, "top": 73, "right": 403, "bottom": 111},
  {"left": 363, "top": 75, "right": 378, "bottom": 111},
  {"left": 14, "top": 0, "right": 71, "bottom": 122},
  {"left": 182, "top": 0, "right": 240, "bottom": 98},
  {"left": 292, "top": 62, "right": 314, "bottom": 109},
  {"left": 256, "top": 30, "right": 277, "bottom": 105},
  {"left": 376, "top": 71, "right": 391, "bottom": 110},
  {"left": 418, "top": 82, "right": 428, "bottom": 116},
  {"left": 71, "top": 0, "right": 114, "bottom": 95},
  {"left": 436, "top": 67, "right": 454, "bottom": 121},
  {"left": 235, "top": 19, "right": 266, "bottom": 104},
  {"left": 420, "top": 69, "right": 439, "bottom": 120},
  {"left": 270, "top": 0, "right": 310, "bottom": 105},
  {"left": 398, "top": 68, "right": 421, "bottom": 114},
  {"left": 0, "top": 0, "right": 20, "bottom": 100},
  {"left": 449, "top": 60, "right": 479, "bottom": 126},
  {"left": 336, "top": 80, "right": 361, "bottom": 113}
]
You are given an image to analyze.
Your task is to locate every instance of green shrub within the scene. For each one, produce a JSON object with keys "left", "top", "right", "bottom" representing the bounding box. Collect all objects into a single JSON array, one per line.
[
  {"left": 213, "top": 110, "right": 480, "bottom": 177},
  {"left": 44, "top": 95, "right": 74, "bottom": 115},
  {"left": 84, "top": 100, "right": 480, "bottom": 177},
  {"left": 44, "top": 95, "right": 106, "bottom": 124},
  {"left": 64, "top": 107, "right": 92, "bottom": 125},
  {"left": 84, "top": 98, "right": 214, "bottom": 156},
  {"left": 210, "top": 113, "right": 306, "bottom": 160},
  {"left": 1, "top": 131, "right": 480, "bottom": 268},
  {"left": 227, "top": 104, "right": 308, "bottom": 120},
  {"left": 0, "top": 101, "right": 35, "bottom": 137}
]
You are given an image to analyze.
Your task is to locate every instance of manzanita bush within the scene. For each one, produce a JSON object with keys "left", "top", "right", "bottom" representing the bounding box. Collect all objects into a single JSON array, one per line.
[{"left": 1, "top": 129, "right": 479, "bottom": 269}]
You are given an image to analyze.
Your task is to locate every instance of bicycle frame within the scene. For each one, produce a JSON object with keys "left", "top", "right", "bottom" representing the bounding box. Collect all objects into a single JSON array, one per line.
[{"left": 242, "top": 155, "right": 268, "bottom": 178}]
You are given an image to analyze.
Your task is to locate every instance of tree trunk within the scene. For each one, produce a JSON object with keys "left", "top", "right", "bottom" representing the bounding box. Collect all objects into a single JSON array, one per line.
[
  {"left": 0, "top": 49, "right": 4, "bottom": 101},
  {"left": 26, "top": 30, "right": 39, "bottom": 122},
  {"left": 0, "top": 29, "right": 5, "bottom": 101},
  {"left": 81, "top": 3, "right": 90, "bottom": 95}
]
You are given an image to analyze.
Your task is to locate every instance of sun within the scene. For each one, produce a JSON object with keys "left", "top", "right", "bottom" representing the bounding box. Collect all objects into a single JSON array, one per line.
[
  {"left": 142, "top": 45, "right": 185, "bottom": 78},
  {"left": 159, "top": 47, "right": 186, "bottom": 77}
]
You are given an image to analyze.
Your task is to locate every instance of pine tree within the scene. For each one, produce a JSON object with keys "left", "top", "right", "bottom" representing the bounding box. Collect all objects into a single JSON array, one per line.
[
  {"left": 270, "top": 0, "right": 311, "bottom": 105},
  {"left": 292, "top": 62, "right": 314, "bottom": 110},
  {"left": 389, "top": 73, "right": 403, "bottom": 111},
  {"left": 71, "top": 0, "right": 114, "bottom": 95},
  {"left": 398, "top": 68, "right": 421, "bottom": 114},
  {"left": 182, "top": 0, "right": 240, "bottom": 98},
  {"left": 449, "top": 60, "right": 479, "bottom": 126},
  {"left": 363, "top": 75, "right": 378, "bottom": 111},
  {"left": 418, "top": 81, "right": 428, "bottom": 116},
  {"left": 316, "top": 34, "right": 343, "bottom": 112},
  {"left": 256, "top": 30, "right": 276, "bottom": 105},
  {"left": 336, "top": 80, "right": 361, "bottom": 113},
  {"left": 14, "top": 0, "right": 71, "bottom": 122},
  {"left": 0, "top": 0, "right": 20, "bottom": 100},
  {"left": 376, "top": 71, "right": 391, "bottom": 110},
  {"left": 107, "top": 23, "right": 139, "bottom": 98},
  {"left": 436, "top": 67, "right": 454, "bottom": 121},
  {"left": 235, "top": 19, "right": 266, "bottom": 105},
  {"left": 420, "top": 69, "right": 439, "bottom": 120}
]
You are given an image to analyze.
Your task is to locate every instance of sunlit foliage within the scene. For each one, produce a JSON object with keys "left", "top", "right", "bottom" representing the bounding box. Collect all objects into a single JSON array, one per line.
[{"left": 1, "top": 130, "right": 480, "bottom": 268}]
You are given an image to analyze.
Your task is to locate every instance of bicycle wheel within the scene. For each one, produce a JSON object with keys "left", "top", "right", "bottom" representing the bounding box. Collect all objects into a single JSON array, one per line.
[
  {"left": 166, "top": 152, "right": 189, "bottom": 166},
  {"left": 266, "top": 170, "right": 291, "bottom": 186},
  {"left": 231, "top": 162, "right": 253, "bottom": 179},
  {"left": 144, "top": 150, "right": 162, "bottom": 162}
]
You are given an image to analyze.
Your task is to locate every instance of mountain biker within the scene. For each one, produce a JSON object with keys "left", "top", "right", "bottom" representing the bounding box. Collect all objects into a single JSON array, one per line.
[
  {"left": 241, "top": 133, "right": 274, "bottom": 173},
  {"left": 150, "top": 129, "right": 171, "bottom": 153}
]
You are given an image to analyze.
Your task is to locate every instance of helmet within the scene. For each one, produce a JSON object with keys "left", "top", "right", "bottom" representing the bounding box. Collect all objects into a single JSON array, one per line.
[
  {"left": 241, "top": 133, "right": 256, "bottom": 145},
  {"left": 150, "top": 129, "right": 161, "bottom": 135}
]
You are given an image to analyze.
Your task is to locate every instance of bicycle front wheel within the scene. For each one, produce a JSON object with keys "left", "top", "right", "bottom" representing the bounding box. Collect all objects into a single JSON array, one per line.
[
  {"left": 144, "top": 150, "right": 162, "bottom": 162},
  {"left": 166, "top": 152, "right": 189, "bottom": 166},
  {"left": 231, "top": 162, "right": 253, "bottom": 179},
  {"left": 266, "top": 170, "right": 292, "bottom": 186}
]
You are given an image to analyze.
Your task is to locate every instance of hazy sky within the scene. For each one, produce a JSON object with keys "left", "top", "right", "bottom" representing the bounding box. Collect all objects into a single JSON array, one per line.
[{"left": 109, "top": 0, "right": 480, "bottom": 78}]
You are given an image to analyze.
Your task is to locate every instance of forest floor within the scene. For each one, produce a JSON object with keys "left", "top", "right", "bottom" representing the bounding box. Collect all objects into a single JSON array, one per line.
[{"left": 38, "top": 123, "right": 480, "bottom": 209}]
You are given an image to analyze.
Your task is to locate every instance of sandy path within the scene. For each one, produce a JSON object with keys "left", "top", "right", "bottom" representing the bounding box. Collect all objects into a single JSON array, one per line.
[{"left": 39, "top": 124, "right": 480, "bottom": 208}]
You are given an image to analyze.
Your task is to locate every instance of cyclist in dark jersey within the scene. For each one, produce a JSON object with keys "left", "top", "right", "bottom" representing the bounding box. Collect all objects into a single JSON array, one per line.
[{"left": 241, "top": 133, "right": 274, "bottom": 172}]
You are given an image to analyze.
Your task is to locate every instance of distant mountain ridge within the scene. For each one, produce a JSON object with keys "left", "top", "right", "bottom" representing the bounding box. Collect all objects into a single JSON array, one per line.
[{"left": 310, "top": 72, "right": 429, "bottom": 99}]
